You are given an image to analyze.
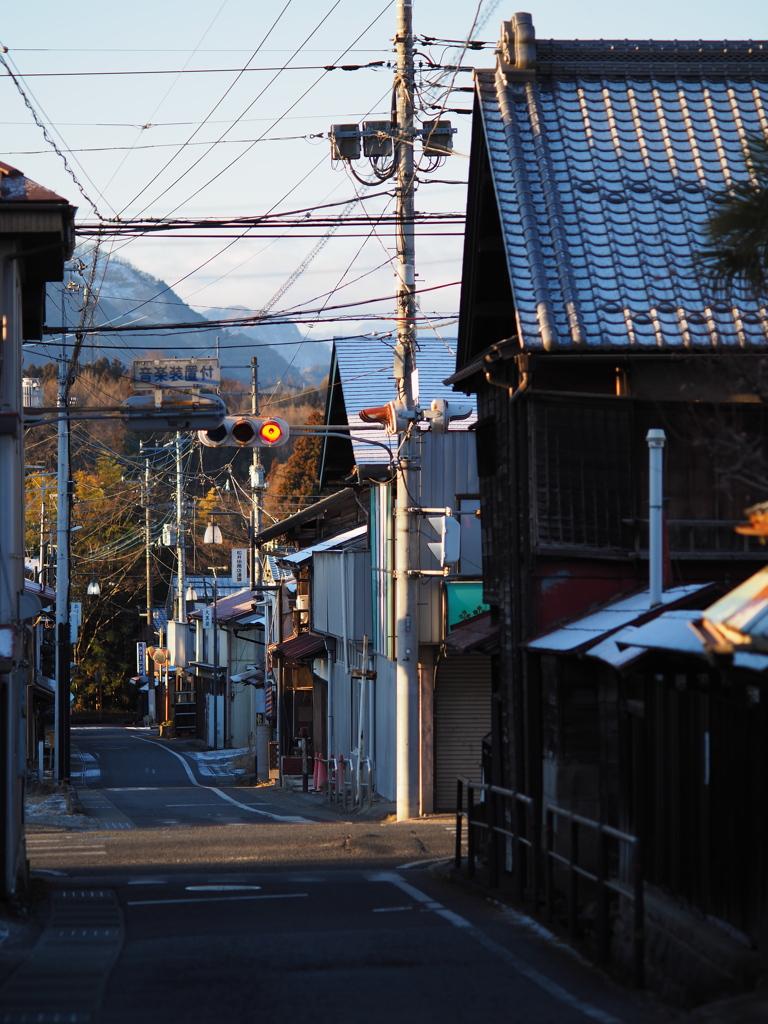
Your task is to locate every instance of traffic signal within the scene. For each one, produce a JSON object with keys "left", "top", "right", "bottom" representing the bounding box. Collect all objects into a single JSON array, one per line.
[
  {"left": 425, "top": 398, "right": 473, "bottom": 434},
  {"left": 359, "top": 400, "right": 414, "bottom": 435},
  {"left": 426, "top": 514, "right": 461, "bottom": 567},
  {"left": 197, "top": 415, "right": 290, "bottom": 448}
]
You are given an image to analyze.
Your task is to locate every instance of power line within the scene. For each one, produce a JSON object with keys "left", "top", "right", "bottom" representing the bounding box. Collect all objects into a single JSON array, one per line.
[{"left": 9, "top": 61, "right": 389, "bottom": 78}]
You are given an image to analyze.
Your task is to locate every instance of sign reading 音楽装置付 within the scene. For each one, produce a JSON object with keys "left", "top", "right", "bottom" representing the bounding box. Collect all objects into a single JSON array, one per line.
[{"left": 130, "top": 358, "right": 221, "bottom": 390}]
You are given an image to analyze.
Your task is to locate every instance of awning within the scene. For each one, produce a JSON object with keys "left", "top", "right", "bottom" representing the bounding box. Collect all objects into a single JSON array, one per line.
[
  {"left": 279, "top": 525, "right": 367, "bottom": 566},
  {"left": 257, "top": 488, "right": 356, "bottom": 544},
  {"left": 273, "top": 631, "right": 327, "bottom": 659},
  {"left": 524, "top": 584, "right": 712, "bottom": 656},
  {"left": 443, "top": 611, "right": 499, "bottom": 653}
]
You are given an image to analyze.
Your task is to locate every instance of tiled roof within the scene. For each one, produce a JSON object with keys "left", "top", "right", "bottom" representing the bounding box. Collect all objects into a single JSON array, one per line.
[
  {"left": 334, "top": 335, "right": 477, "bottom": 464},
  {"left": 273, "top": 631, "right": 327, "bottom": 659},
  {"left": 0, "top": 161, "right": 70, "bottom": 203},
  {"left": 478, "top": 28, "right": 768, "bottom": 351}
]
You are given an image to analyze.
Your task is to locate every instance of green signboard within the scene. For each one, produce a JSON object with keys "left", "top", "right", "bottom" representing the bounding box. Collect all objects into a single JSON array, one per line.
[{"left": 445, "top": 581, "right": 489, "bottom": 632}]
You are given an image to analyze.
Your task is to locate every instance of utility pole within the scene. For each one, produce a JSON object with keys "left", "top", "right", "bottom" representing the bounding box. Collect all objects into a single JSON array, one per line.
[
  {"left": 54, "top": 352, "right": 71, "bottom": 784},
  {"left": 393, "top": 0, "right": 420, "bottom": 821},
  {"left": 140, "top": 440, "right": 153, "bottom": 640},
  {"left": 175, "top": 432, "right": 186, "bottom": 622},
  {"left": 250, "top": 357, "right": 264, "bottom": 589}
]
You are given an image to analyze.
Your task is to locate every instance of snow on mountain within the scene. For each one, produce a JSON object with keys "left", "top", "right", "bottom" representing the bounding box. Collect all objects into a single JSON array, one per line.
[{"left": 45, "top": 256, "right": 329, "bottom": 386}]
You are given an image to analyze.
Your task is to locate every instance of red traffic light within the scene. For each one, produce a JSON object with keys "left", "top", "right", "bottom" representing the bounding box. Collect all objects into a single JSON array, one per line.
[
  {"left": 198, "top": 415, "right": 289, "bottom": 447},
  {"left": 258, "top": 419, "right": 285, "bottom": 445}
]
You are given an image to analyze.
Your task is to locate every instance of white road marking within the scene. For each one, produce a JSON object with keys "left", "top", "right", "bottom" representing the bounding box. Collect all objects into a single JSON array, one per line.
[
  {"left": 396, "top": 856, "right": 453, "bottom": 869},
  {"left": 165, "top": 803, "right": 225, "bottom": 807},
  {"left": 372, "top": 906, "right": 413, "bottom": 913},
  {"left": 30, "top": 848, "right": 108, "bottom": 856},
  {"left": 185, "top": 885, "right": 261, "bottom": 892},
  {"left": 368, "top": 872, "right": 623, "bottom": 1024},
  {"left": 127, "top": 893, "right": 308, "bottom": 907},
  {"left": 131, "top": 735, "right": 310, "bottom": 822}
]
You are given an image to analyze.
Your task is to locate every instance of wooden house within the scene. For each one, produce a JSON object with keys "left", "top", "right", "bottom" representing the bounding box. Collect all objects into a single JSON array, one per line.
[{"left": 449, "top": 14, "right": 768, "bottom": 985}]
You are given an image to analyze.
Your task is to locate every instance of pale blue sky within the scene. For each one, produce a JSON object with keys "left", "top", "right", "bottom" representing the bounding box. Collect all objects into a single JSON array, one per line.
[{"left": 1, "top": 1, "right": 766, "bottom": 339}]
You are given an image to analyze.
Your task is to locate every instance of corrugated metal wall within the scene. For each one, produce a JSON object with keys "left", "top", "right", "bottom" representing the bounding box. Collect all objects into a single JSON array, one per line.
[
  {"left": 433, "top": 653, "right": 492, "bottom": 812},
  {"left": 374, "top": 654, "right": 396, "bottom": 801},
  {"left": 313, "top": 550, "right": 373, "bottom": 641}
]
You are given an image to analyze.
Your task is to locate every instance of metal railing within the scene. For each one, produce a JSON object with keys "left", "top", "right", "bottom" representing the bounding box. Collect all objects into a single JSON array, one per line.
[
  {"left": 325, "top": 754, "right": 374, "bottom": 812},
  {"left": 456, "top": 777, "right": 644, "bottom": 988},
  {"left": 544, "top": 805, "right": 644, "bottom": 988},
  {"left": 455, "top": 778, "right": 539, "bottom": 906}
]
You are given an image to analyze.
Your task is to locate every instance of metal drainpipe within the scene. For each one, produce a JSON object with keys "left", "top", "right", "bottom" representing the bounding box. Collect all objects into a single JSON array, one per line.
[{"left": 646, "top": 429, "right": 666, "bottom": 608}]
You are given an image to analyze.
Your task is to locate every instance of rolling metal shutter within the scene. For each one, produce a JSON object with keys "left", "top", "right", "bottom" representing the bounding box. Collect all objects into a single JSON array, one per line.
[{"left": 434, "top": 653, "right": 492, "bottom": 812}]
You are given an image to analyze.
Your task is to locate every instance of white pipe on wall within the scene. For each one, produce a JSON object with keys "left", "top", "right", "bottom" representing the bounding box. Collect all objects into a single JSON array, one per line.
[{"left": 646, "top": 428, "right": 667, "bottom": 608}]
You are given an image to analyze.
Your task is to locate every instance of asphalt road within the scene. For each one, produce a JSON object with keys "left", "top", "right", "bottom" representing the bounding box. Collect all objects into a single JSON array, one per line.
[{"left": 8, "top": 726, "right": 682, "bottom": 1024}]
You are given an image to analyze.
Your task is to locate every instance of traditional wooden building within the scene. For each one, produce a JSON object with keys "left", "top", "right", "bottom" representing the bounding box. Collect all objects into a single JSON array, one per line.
[{"left": 449, "top": 15, "right": 768, "bottom": 988}]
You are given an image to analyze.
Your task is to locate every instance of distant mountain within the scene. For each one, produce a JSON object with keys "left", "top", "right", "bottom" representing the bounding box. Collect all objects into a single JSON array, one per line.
[
  {"left": 202, "top": 307, "right": 331, "bottom": 380},
  {"left": 44, "top": 255, "right": 330, "bottom": 387}
]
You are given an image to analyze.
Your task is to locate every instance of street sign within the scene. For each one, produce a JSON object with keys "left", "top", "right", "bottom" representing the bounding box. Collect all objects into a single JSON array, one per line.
[
  {"left": 202, "top": 607, "right": 213, "bottom": 629},
  {"left": 130, "top": 358, "right": 220, "bottom": 391},
  {"left": 70, "top": 601, "right": 82, "bottom": 627},
  {"left": 137, "top": 642, "right": 147, "bottom": 675},
  {"left": 121, "top": 393, "right": 227, "bottom": 432},
  {"left": 231, "top": 548, "right": 250, "bottom": 585}
]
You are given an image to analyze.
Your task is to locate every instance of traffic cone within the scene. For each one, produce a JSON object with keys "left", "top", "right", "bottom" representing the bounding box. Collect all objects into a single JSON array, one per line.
[{"left": 314, "top": 752, "right": 327, "bottom": 790}]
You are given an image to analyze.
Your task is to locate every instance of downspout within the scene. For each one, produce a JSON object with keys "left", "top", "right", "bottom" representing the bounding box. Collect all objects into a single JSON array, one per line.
[
  {"left": 483, "top": 349, "right": 530, "bottom": 402},
  {"left": 646, "top": 429, "right": 666, "bottom": 608}
]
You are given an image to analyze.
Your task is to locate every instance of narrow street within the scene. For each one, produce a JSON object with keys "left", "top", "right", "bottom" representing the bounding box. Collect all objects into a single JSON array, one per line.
[{"left": 3, "top": 726, "right": 680, "bottom": 1024}]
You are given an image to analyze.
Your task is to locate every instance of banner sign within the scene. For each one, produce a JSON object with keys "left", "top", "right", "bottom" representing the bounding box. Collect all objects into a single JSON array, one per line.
[
  {"left": 130, "top": 357, "right": 220, "bottom": 391},
  {"left": 231, "top": 547, "right": 249, "bottom": 585},
  {"left": 137, "top": 642, "right": 147, "bottom": 675}
]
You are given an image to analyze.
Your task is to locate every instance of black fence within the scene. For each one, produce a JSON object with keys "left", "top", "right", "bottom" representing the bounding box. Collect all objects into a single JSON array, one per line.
[{"left": 455, "top": 777, "right": 644, "bottom": 988}]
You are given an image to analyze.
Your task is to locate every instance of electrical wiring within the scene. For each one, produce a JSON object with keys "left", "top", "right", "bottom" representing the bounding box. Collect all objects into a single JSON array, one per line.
[
  {"left": 117, "top": 0, "right": 299, "bottom": 218},
  {"left": 94, "top": 0, "right": 231, "bottom": 211},
  {"left": 43, "top": 279, "right": 460, "bottom": 335},
  {"left": 0, "top": 47, "right": 109, "bottom": 217},
  {"left": 127, "top": 0, "right": 394, "bottom": 227},
  {"left": 12, "top": 61, "right": 390, "bottom": 78},
  {"left": 7, "top": 133, "right": 336, "bottom": 156}
]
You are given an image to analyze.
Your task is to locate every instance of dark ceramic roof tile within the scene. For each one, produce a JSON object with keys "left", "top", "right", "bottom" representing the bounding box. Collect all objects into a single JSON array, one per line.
[{"left": 476, "top": 42, "right": 768, "bottom": 350}]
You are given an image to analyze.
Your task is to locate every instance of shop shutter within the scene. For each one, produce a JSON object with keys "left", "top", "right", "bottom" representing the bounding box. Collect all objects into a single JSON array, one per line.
[{"left": 434, "top": 653, "right": 492, "bottom": 812}]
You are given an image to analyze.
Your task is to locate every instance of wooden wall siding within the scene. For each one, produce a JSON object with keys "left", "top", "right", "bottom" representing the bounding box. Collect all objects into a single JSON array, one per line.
[
  {"left": 622, "top": 670, "right": 768, "bottom": 949},
  {"left": 527, "top": 396, "right": 767, "bottom": 562},
  {"left": 531, "top": 398, "right": 634, "bottom": 552}
]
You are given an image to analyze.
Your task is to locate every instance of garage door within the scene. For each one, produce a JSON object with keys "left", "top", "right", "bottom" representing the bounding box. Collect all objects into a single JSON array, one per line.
[{"left": 434, "top": 653, "right": 492, "bottom": 812}]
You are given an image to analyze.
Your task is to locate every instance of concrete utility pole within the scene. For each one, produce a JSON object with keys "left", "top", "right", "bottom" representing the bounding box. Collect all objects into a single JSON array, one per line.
[
  {"left": 175, "top": 432, "right": 186, "bottom": 622},
  {"left": 393, "top": 0, "right": 420, "bottom": 821},
  {"left": 250, "top": 357, "right": 264, "bottom": 589},
  {"left": 140, "top": 440, "right": 153, "bottom": 640},
  {"left": 54, "top": 352, "right": 71, "bottom": 784}
]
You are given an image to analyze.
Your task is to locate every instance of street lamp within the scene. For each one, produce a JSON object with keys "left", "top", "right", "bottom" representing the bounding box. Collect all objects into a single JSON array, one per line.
[
  {"left": 185, "top": 585, "right": 199, "bottom": 601},
  {"left": 86, "top": 579, "right": 101, "bottom": 596},
  {"left": 203, "top": 520, "right": 222, "bottom": 545}
]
